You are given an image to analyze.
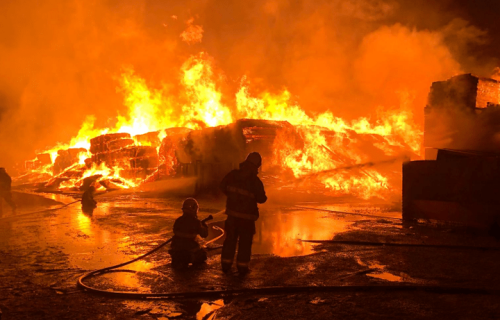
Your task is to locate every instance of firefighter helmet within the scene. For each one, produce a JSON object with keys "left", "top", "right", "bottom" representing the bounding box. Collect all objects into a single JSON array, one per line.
[
  {"left": 245, "top": 152, "right": 262, "bottom": 168},
  {"left": 182, "top": 198, "right": 199, "bottom": 215}
]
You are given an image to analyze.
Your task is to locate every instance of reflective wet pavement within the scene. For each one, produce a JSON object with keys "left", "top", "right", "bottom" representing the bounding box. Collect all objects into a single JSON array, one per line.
[{"left": 1, "top": 191, "right": 500, "bottom": 319}]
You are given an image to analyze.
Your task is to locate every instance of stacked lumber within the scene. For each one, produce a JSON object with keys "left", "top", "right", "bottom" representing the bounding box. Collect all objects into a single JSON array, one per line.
[
  {"left": 89, "top": 133, "right": 131, "bottom": 153},
  {"left": 133, "top": 131, "right": 161, "bottom": 147},
  {"left": 53, "top": 148, "right": 87, "bottom": 174},
  {"left": 425, "top": 74, "right": 500, "bottom": 156},
  {"left": 24, "top": 153, "right": 52, "bottom": 170},
  {"left": 87, "top": 132, "right": 162, "bottom": 180}
]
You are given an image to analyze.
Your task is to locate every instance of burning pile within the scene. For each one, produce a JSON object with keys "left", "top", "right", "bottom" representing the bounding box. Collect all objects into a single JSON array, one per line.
[{"left": 15, "top": 53, "right": 422, "bottom": 199}]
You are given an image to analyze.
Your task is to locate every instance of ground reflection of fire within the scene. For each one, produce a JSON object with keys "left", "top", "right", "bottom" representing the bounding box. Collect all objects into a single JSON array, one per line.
[
  {"left": 17, "top": 53, "right": 421, "bottom": 200},
  {"left": 253, "top": 209, "right": 355, "bottom": 257}
]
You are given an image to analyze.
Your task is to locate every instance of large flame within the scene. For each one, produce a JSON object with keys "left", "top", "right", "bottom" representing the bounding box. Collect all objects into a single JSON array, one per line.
[
  {"left": 180, "top": 53, "right": 233, "bottom": 128},
  {"left": 23, "top": 52, "right": 422, "bottom": 199},
  {"left": 235, "top": 79, "right": 420, "bottom": 198}
]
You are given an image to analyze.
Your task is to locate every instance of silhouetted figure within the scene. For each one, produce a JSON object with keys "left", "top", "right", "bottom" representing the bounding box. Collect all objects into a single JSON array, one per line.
[
  {"left": 81, "top": 186, "right": 97, "bottom": 214},
  {"left": 220, "top": 152, "right": 267, "bottom": 275},
  {"left": 489, "top": 217, "right": 500, "bottom": 241},
  {"left": 0, "top": 168, "right": 16, "bottom": 217},
  {"left": 169, "top": 198, "right": 209, "bottom": 270}
]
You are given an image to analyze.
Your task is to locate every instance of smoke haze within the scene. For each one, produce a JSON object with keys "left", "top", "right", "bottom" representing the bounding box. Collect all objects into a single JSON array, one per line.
[{"left": 0, "top": 0, "right": 497, "bottom": 170}]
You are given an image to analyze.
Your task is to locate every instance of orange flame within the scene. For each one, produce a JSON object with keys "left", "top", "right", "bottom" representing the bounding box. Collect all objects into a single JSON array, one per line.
[
  {"left": 25, "top": 52, "right": 422, "bottom": 199},
  {"left": 180, "top": 18, "right": 204, "bottom": 44}
]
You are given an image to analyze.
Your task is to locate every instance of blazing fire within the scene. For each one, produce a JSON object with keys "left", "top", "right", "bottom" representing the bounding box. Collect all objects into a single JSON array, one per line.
[{"left": 17, "top": 52, "right": 421, "bottom": 199}]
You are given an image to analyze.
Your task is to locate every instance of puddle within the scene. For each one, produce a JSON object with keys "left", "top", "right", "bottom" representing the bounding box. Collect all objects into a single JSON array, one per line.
[
  {"left": 207, "top": 205, "right": 395, "bottom": 257},
  {"left": 251, "top": 208, "right": 356, "bottom": 257},
  {"left": 297, "top": 262, "right": 316, "bottom": 272},
  {"left": 356, "top": 257, "right": 404, "bottom": 282},
  {"left": 97, "top": 271, "right": 147, "bottom": 292},
  {"left": 122, "top": 300, "right": 181, "bottom": 318},
  {"left": 38, "top": 192, "right": 78, "bottom": 204},
  {"left": 308, "top": 204, "right": 402, "bottom": 221},
  {"left": 367, "top": 272, "right": 403, "bottom": 282},
  {"left": 196, "top": 299, "right": 225, "bottom": 320}
]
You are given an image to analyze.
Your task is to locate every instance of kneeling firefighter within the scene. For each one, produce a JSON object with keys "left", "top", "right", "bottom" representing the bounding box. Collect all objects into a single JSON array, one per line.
[
  {"left": 220, "top": 152, "right": 267, "bottom": 275},
  {"left": 169, "top": 198, "right": 210, "bottom": 269}
]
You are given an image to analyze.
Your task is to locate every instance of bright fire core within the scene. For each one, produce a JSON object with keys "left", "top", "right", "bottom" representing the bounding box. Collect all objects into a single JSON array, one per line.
[{"left": 21, "top": 52, "right": 422, "bottom": 200}]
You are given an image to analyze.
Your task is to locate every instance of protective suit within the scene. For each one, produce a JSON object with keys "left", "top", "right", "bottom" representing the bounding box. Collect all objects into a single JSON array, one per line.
[
  {"left": 220, "top": 152, "right": 267, "bottom": 274},
  {"left": 169, "top": 198, "right": 209, "bottom": 269}
]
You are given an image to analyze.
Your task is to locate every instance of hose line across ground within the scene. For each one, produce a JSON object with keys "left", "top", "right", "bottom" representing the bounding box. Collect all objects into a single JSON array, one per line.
[
  {"left": 77, "top": 283, "right": 499, "bottom": 300},
  {"left": 0, "top": 190, "right": 120, "bottom": 222},
  {"left": 78, "top": 224, "right": 500, "bottom": 299},
  {"left": 77, "top": 224, "right": 226, "bottom": 296},
  {"left": 4, "top": 199, "right": 498, "bottom": 299},
  {"left": 299, "top": 239, "right": 500, "bottom": 251},
  {"left": 293, "top": 205, "right": 401, "bottom": 221},
  {"left": 0, "top": 200, "right": 81, "bottom": 221}
]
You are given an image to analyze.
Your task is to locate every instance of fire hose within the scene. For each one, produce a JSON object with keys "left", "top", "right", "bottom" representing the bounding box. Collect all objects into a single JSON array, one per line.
[
  {"left": 0, "top": 191, "right": 111, "bottom": 221},
  {"left": 4, "top": 198, "right": 499, "bottom": 299},
  {"left": 77, "top": 214, "right": 226, "bottom": 295},
  {"left": 0, "top": 199, "right": 81, "bottom": 221},
  {"left": 77, "top": 214, "right": 500, "bottom": 299},
  {"left": 293, "top": 205, "right": 402, "bottom": 220},
  {"left": 299, "top": 239, "right": 500, "bottom": 251}
]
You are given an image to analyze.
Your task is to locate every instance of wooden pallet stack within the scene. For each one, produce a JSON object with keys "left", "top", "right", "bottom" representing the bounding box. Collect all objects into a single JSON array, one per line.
[{"left": 89, "top": 132, "right": 160, "bottom": 179}]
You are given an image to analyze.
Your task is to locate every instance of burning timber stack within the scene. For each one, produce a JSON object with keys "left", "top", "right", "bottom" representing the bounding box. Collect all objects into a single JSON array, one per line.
[
  {"left": 53, "top": 148, "right": 87, "bottom": 174},
  {"left": 25, "top": 153, "right": 52, "bottom": 171},
  {"left": 157, "top": 119, "right": 293, "bottom": 193},
  {"left": 90, "top": 133, "right": 159, "bottom": 180},
  {"left": 404, "top": 74, "right": 500, "bottom": 228},
  {"left": 84, "top": 119, "right": 292, "bottom": 193},
  {"left": 16, "top": 119, "right": 293, "bottom": 194}
]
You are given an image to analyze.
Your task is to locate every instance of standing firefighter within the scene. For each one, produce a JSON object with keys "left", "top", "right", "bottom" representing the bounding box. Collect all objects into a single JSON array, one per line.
[
  {"left": 169, "top": 198, "right": 209, "bottom": 270},
  {"left": 220, "top": 152, "right": 267, "bottom": 275},
  {"left": 0, "top": 168, "right": 16, "bottom": 217}
]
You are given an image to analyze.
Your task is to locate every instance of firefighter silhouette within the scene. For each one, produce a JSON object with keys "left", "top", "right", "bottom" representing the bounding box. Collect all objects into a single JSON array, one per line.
[
  {"left": 220, "top": 152, "right": 267, "bottom": 275},
  {"left": 0, "top": 167, "right": 16, "bottom": 217},
  {"left": 81, "top": 185, "right": 97, "bottom": 214},
  {"left": 169, "top": 198, "right": 209, "bottom": 269}
]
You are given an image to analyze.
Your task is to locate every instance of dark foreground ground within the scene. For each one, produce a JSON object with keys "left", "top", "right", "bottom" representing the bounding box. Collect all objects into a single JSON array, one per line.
[{"left": 1, "top": 189, "right": 500, "bottom": 319}]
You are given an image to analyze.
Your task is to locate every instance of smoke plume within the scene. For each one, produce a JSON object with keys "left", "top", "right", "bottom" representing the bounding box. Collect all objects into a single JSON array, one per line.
[{"left": 0, "top": 0, "right": 495, "bottom": 170}]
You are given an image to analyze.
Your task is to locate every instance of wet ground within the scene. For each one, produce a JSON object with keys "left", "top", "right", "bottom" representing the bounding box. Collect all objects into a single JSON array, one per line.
[{"left": 1, "top": 190, "right": 500, "bottom": 319}]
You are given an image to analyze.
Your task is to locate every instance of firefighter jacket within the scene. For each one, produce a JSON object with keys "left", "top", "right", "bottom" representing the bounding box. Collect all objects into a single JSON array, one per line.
[
  {"left": 0, "top": 171, "right": 12, "bottom": 192},
  {"left": 220, "top": 164, "right": 267, "bottom": 221},
  {"left": 170, "top": 214, "right": 209, "bottom": 252}
]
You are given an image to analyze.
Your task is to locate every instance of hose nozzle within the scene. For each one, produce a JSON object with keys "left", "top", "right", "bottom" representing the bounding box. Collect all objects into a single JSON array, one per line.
[{"left": 201, "top": 215, "right": 213, "bottom": 223}]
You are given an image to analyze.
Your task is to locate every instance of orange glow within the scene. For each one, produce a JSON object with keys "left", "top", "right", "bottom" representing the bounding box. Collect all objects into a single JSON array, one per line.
[
  {"left": 180, "top": 18, "right": 204, "bottom": 44},
  {"left": 116, "top": 68, "right": 177, "bottom": 136},
  {"left": 24, "top": 52, "right": 421, "bottom": 199},
  {"left": 180, "top": 53, "right": 233, "bottom": 128},
  {"left": 236, "top": 80, "right": 421, "bottom": 199}
]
